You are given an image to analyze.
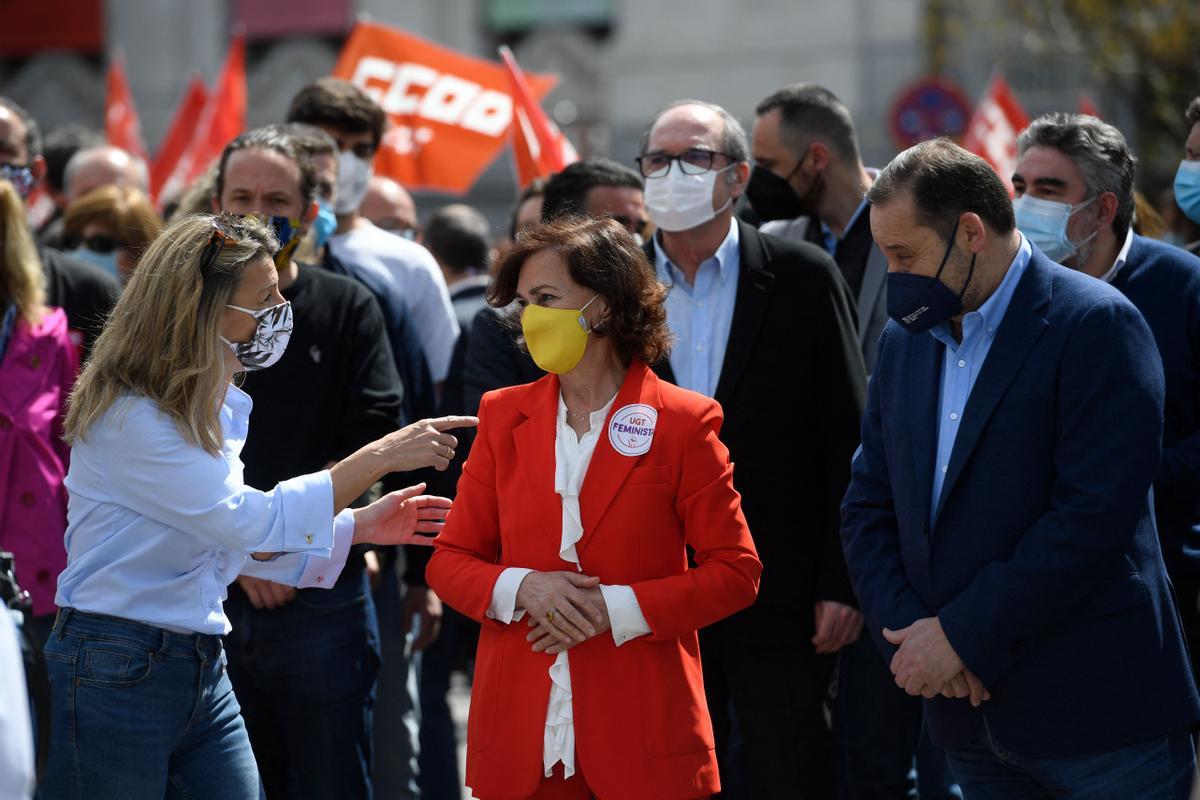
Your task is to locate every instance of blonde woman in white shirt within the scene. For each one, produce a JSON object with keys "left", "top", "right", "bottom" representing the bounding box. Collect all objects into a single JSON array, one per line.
[{"left": 40, "top": 213, "right": 476, "bottom": 800}]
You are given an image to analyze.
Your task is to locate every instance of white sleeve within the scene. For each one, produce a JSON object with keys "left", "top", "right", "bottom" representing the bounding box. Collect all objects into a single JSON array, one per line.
[
  {"left": 239, "top": 509, "right": 356, "bottom": 588},
  {"left": 599, "top": 584, "right": 652, "bottom": 646},
  {"left": 103, "top": 401, "right": 337, "bottom": 556},
  {"left": 486, "top": 567, "right": 533, "bottom": 623},
  {"left": 407, "top": 249, "right": 461, "bottom": 383},
  {"left": 0, "top": 611, "right": 34, "bottom": 800}
]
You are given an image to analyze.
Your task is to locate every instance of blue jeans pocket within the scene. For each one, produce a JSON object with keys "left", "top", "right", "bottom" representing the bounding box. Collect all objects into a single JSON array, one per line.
[{"left": 77, "top": 639, "right": 155, "bottom": 687}]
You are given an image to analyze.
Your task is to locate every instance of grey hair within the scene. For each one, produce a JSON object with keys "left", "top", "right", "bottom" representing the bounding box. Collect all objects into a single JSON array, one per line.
[
  {"left": 1017, "top": 112, "right": 1136, "bottom": 240},
  {"left": 638, "top": 99, "right": 750, "bottom": 164},
  {"left": 63, "top": 144, "right": 150, "bottom": 195}
]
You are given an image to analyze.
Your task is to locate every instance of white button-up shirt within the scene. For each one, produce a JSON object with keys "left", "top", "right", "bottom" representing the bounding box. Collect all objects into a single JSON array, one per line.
[
  {"left": 56, "top": 384, "right": 354, "bottom": 635},
  {"left": 486, "top": 392, "right": 651, "bottom": 778}
]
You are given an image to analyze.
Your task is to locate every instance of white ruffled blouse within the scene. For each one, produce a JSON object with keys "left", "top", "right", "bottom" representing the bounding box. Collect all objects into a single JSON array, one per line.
[{"left": 486, "top": 391, "right": 651, "bottom": 778}]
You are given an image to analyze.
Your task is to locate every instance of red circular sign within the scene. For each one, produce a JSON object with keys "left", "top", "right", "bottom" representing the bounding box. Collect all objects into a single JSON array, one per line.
[{"left": 889, "top": 77, "right": 972, "bottom": 150}]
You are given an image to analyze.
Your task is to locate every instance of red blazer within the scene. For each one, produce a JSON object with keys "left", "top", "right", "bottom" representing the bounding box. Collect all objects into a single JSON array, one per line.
[{"left": 427, "top": 360, "right": 761, "bottom": 800}]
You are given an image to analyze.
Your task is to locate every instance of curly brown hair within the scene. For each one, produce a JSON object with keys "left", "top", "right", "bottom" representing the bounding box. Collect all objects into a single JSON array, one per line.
[{"left": 489, "top": 215, "right": 672, "bottom": 367}]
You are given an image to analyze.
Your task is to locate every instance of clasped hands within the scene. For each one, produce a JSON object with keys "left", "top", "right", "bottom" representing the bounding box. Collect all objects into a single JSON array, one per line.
[
  {"left": 883, "top": 617, "right": 991, "bottom": 707},
  {"left": 515, "top": 571, "right": 611, "bottom": 656}
]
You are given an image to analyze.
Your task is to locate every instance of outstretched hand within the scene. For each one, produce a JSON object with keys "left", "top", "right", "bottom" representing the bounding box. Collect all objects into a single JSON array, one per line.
[{"left": 352, "top": 483, "right": 452, "bottom": 546}]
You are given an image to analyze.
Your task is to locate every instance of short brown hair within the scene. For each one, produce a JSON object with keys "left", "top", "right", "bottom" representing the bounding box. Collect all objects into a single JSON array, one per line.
[
  {"left": 489, "top": 216, "right": 672, "bottom": 367},
  {"left": 287, "top": 78, "right": 387, "bottom": 151}
]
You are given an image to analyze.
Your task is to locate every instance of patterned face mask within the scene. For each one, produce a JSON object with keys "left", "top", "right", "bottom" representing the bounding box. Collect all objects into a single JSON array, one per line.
[{"left": 220, "top": 301, "right": 293, "bottom": 371}]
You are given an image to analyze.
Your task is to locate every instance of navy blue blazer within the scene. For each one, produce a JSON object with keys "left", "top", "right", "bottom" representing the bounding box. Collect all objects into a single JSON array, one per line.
[
  {"left": 841, "top": 247, "right": 1199, "bottom": 757},
  {"left": 1112, "top": 235, "right": 1200, "bottom": 583}
]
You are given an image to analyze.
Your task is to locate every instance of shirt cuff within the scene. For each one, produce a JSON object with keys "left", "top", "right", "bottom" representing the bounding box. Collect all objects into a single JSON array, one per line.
[
  {"left": 487, "top": 567, "right": 533, "bottom": 623},
  {"left": 273, "top": 469, "right": 336, "bottom": 556},
  {"left": 296, "top": 510, "right": 356, "bottom": 589},
  {"left": 600, "top": 584, "right": 651, "bottom": 646},
  {"left": 239, "top": 509, "right": 355, "bottom": 588}
]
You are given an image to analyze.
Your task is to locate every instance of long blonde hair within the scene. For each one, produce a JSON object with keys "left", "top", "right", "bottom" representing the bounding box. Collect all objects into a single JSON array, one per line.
[
  {"left": 64, "top": 213, "right": 278, "bottom": 455},
  {"left": 0, "top": 179, "right": 46, "bottom": 325}
]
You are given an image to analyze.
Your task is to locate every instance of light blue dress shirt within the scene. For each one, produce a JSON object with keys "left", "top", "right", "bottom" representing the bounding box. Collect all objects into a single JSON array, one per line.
[
  {"left": 56, "top": 383, "right": 355, "bottom": 635},
  {"left": 654, "top": 217, "right": 740, "bottom": 398},
  {"left": 929, "top": 235, "right": 1032, "bottom": 518}
]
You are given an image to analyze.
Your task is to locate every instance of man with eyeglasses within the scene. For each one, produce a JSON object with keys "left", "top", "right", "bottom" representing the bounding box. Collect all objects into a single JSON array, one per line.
[{"left": 637, "top": 99, "right": 867, "bottom": 799}]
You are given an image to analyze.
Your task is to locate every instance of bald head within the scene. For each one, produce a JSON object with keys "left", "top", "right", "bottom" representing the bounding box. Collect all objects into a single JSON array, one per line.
[
  {"left": 360, "top": 175, "right": 417, "bottom": 236},
  {"left": 640, "top": 100, "right": 750, "bottom": 165},
  {"left": 64, "top": 145, "right": 148, "bottom": 202}
]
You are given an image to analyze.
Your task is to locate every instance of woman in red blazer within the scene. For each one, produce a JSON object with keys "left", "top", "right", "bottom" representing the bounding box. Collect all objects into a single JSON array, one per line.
[{"left": 427, "top": 217, "right": 761, "bottom": 800}]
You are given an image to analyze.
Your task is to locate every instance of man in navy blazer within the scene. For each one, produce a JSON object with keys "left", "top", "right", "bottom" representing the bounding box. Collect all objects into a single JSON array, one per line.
[
  {"left": 1013, "top": 113, "right": 1200, "bottom": 679},
  {"left": 841, "top": 138, "right": 1200, "bottom": 798}
]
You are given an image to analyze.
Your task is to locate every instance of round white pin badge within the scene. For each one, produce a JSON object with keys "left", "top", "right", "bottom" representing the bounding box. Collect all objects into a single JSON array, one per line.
[{"left": 608, "top": 404, "right": 657, "bottom": 457}]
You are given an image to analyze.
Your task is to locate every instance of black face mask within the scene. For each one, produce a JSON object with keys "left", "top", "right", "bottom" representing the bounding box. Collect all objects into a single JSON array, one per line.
[
  {"left": 747, "top": 161, "right": 805, "bottom": 222},
  {"left": 747, "top": 147, "right": 825, "bottom": 222}
]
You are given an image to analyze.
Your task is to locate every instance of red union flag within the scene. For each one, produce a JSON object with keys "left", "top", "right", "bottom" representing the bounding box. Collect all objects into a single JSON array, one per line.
[
  {"left": 105, "top": 52, "right": 148, "bottom": 162},
  {"left": 962, "top": 74, "right": 1029, "bottom": 195},
  {"left": 500, "top": 45, "right": 577, "bottom": 188},
  {"left": 150, "top": 75, "right": 208, "bottom": 204},
  {"left": 333, "top": 22, "right": 557, "bottom": 194}
]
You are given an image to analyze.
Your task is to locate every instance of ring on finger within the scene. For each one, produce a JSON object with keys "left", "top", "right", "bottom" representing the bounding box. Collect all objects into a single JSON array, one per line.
[{"left": 546, "top": 610, "right": 555, "bottom": 623}]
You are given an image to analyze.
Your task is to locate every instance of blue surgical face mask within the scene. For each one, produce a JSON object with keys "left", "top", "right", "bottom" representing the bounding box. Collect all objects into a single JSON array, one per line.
[
  {"left": 69, "top": 246, "right": 121, "bottom": 279},
  {"left": 1013, "top": 194, "right": 1098, "bottom": 263},
  {"left": 1174, "top": 160, "right": 1200, "bottom": 226},
  {"left": 886, "top": 219, "right": 976, "bottom": 334},
  {"left": 311, "top": 200, "right": 337, "bottom": 250}
]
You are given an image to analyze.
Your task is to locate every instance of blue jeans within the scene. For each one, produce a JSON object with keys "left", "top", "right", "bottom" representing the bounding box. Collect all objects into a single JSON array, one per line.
[
  {"left": 224, "top": 567, "right": 381, "bottom": 800},
  {"left": 371, "top": 560, "right": 422, "bottom": 799},
  {"left": 835, "top": 633, "right": 960, "bottom": 799},
  {"left": 944, "top": 721, "right": 1196, "bottom": 799},
  {"left": 39, "top": 608, "right": 260, "bottom": 799}
]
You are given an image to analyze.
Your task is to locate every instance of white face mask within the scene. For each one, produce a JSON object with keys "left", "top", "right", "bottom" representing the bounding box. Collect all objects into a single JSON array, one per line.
[
  {"left": 335, "top": 151, "right": 373, "bottom": 215},
  {"left": 1013, "top": 194, "right": 1098, "bottom": 264},
  {"left": 220, "top": 301, "right": 293, "bottom": 371},
  {"left": 643, "top": 163, "right": 733, "bottom": 233}
]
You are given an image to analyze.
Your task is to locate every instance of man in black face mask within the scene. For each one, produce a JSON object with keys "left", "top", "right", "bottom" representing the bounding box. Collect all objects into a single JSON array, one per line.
[
  {"left": 748, "top": 84, "right": 888, "bottom": 375},
  {"left": 842, "top": 138, "right": 1199, "bottom": 799},
  {"left": 749, "top": 84, "right": 958, "bottom": 800}
]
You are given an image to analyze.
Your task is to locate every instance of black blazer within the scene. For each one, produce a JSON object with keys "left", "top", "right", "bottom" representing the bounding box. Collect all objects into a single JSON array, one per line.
[{"left": 647, "top": 220, "right": 867, "bottom": 642}]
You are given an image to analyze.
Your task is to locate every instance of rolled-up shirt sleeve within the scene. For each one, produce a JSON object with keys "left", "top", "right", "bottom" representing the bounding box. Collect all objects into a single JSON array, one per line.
[
  {"left": 240, "top": 509, "right": 356, "bottom": 588},
  {"left": 487, "top": 567, "right": 532, "bottom": 623},
  {"left": 104, "top": 400, "right": 338, "bottom": 556}
]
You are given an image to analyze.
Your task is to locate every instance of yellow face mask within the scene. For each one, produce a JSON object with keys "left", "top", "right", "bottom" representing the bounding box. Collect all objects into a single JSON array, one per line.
[{"left": 521, "top": 294, "right": 599, "bottom": 374}]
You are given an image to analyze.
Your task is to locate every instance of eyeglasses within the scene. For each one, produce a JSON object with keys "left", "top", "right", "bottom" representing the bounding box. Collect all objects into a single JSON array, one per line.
[
  {"left": 199, "top": 215, "right": 242, "bottom": 275},
  {"left": 635, "top": 148, "right": 736, "bottom": 179}
]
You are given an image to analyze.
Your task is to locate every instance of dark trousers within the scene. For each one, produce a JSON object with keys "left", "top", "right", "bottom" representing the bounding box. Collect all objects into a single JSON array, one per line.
[
  {"left": 944, "top": 723, "right": 1195, "bottom": 799},
  {"left": 418, "top": 606, "right": 467, "bottom": 800},
  {"left": 702, "top": 623, "right": 836, "bottom": 800},
  {"left": 834, "top": 633, "right": 959, "bottom": 799},
  {"left": 1175, "top": 576, "right": 1200, "bottom": 681},
  {"left": 224, "top": 568, "right": 381, "bottom": 800}
]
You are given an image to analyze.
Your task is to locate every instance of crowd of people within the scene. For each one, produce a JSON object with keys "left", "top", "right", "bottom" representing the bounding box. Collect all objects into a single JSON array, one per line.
[{"left": 2, "top": 69, "right": 1200, "bottom": 800}]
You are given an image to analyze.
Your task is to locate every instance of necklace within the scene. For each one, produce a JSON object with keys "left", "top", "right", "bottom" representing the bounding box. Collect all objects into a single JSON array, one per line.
[{"left": 566, "top": 407, "right": 592, "bottom": 422}]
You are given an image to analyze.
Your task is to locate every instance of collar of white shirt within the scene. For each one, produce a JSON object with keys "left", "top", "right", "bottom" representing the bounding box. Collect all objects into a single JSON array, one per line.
[{"left": 1100, "top": 227, "right": 1135, "bottom": 284}]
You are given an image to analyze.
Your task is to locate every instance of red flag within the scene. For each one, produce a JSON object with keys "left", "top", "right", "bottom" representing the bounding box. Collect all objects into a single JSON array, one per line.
[
  {"left": 159, "top": 34, "right": 246, "bottom": 204},
  {"left": 962, "top": 73, "right": 1029, "bottom": 195},
  {"left": 105, "top": 52, "right": 148, "bottom": 162},
  {"left": 333, "top": 22, "right": 557, "bottom": 195},
  {"left": 1079, "top": 93, "right": 1101, "bottom": 118},
  {"left": 149, "top": 75, "right": 209, "bottom": 204},
  {"left": 499, "top": 45, "right": 577, "bottom": 188}
]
